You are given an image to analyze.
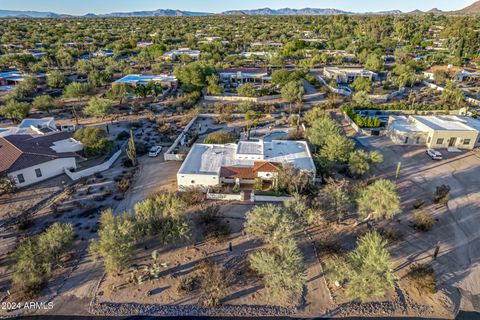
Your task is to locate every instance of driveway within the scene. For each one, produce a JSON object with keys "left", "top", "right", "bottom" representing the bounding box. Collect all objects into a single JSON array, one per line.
[
  {"left": 115, "top": 152, "right": 182, "bottom": 213},
  {"left": 360, "top": 136, "right": 480, "bottom": 314}
]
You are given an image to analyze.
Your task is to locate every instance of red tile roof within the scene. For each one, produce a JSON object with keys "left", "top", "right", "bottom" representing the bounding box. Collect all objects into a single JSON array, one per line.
[
  {"left": 0, "top": 132, "right": 77, "bottom": 174},
  {"left": 220, "top": 161, "right": 279, "bottom": 179}
]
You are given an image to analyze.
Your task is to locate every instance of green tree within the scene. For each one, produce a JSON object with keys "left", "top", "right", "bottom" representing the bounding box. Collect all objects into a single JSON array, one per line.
[
  {"left": 441, "top": 81, "right": 466, "bottom": 108},
  {"left": 63, "top": 82, "right": 95, "bottom": 100},
  {"left": 15, "top": 75, "right": 38, "bottom": 98},
  {"left": 320, "top": 134, "right": 355, "bottom": 163},
  {"left": 237, "top": 83, "right": 257, "bottom": 97},
  {"left": 0, "top": 99, "right": 31, "bottom": 122},
  {"left": 352, "top": 90, "right": 372, "bottom": 106},
  {"left": 330, "top": 231, "right": 395, "bottom": 302},
  {"left": 89, "top": 209, "right": 138, "bottom": 275},
  {"left": 83, "top": 97, "right": 113, "bottom": 118},
  {"left": 364, "top": 54, "right": 384, "bottom": 73},
  {"left": 357, "top": 179, "right": 400, "bottom": 221},
  {"left": 315, "top": 179, "right": 352, "bottom": 223},
  {"left": 245, "top": 204, "right": 297, "bottom": 245},
  {"left": 107, "top": 83, "right": 131, "bottom": 104},
  {"left": 33, "top": 95, "right": 55, "bottom": 113},
  {"left": 307, "top": 117, "right": 341, "bottom": 148},
  {"left": 73, "top": 127, "right": 112, "bottom": 156},
  {"left": 206, "top": 74, "right": 222, "bottom": 95},
  {"left": 249, "top": 238, "right": 305, "bottom": 301},
  {"left": 47, "top": 70, "right": 67, "bottom": 88},
  {"left": 351, "top": 77, "right": 373, "bottom": 92},
  {"left": 348, "top": 150, "right": 383, "bottom": 177},
  {"left": 281, "top": 80, "right": 305, "bottom": 113},
  {"left": 173, "top": 61, "right": 215, "bottom": 91}
]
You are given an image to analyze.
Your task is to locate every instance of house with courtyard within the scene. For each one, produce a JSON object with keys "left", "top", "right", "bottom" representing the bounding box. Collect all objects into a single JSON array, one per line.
[
  {"left": 113, "top": 74, "right": 178, "bottom": 88},
  {"left": 218, "top": 68, "right": 271, "bottom": 85},
  {"left": 323, "top": 67, "right": 378, "bottom": 83},
  {"left": 387, "top": 115, "right": 480, "bottom": 150},
  {"left": 177, "top": 139, "right": 316, "bottom": 191},
  {"left": 163, "top": 49, "right": 200, "bottom": 60},
  {"left": 0, "top": 131, "right": 83, "bottom": 187}
]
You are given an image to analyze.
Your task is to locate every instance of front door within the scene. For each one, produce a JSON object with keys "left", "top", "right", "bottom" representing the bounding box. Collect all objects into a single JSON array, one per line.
[{"left": 449, "top": 137, "right": 457, "bottom": 147}]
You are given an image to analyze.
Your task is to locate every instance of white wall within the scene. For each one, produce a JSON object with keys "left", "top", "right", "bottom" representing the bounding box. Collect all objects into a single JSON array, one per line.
[
  {"left": 177, "top": 173, "right": 219, "bottom": 191},
  {"left": 9, "top": 157, "right": 76, "bottom": 188},
  {"left": 64, "top": 149, "right": 121, "bottom": 181}
]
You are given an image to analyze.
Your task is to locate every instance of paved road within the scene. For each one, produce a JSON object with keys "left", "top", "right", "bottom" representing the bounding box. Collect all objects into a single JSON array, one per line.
[{"left": 362, "top": 136, "right": 480, "bottom": 315}]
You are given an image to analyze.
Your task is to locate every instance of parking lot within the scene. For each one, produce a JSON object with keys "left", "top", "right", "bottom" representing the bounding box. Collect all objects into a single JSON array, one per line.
[{"left": 358, "top": 136, "right": 480, "bottom": 312}]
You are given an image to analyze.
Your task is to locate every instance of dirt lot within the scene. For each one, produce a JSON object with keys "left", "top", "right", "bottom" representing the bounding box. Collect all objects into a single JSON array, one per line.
[{"left": 357, "top": 135, "right": 480, "bottom": 315}]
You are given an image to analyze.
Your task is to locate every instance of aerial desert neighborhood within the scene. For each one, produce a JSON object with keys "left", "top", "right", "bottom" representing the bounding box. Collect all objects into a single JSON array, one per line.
[{"left": 1, "top": 0, "right": 480, "bottom": 319}]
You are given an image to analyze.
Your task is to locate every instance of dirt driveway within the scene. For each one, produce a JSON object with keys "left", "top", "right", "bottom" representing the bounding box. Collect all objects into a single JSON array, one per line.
[
  {"left": 115, "top": 153, "right": 181, "bottom": 213},
  {"left": 358, "top": 136, "right": 480, "bottom": 314}
]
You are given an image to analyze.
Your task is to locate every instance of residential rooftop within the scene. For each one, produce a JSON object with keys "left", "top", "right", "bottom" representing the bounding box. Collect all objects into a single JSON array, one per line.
[{"left": 178, "top": 139, "right": 315, "bottom": 176}]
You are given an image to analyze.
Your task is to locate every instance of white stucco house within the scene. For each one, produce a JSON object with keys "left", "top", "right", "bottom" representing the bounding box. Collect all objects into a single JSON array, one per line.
[
  {"left": 387, "top": 115, "right": 480, "bottom": 150},
  {"left": 0, "top": 132, "right": 83, "bottom": 187},
  {"left": 323, "top": 67, "right": 378, "bottom": 83},
  {"left": 163, "top": 49, "right": 200, "bottom": 60},
  {"left": 177, "top": 139, "right": 316, "bottom": 191}
]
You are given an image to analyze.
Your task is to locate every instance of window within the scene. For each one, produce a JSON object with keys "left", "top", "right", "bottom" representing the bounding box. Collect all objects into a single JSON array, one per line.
[
  {"left": 416, "top": 137, "right": 420, "bottom": 144},
  {"left": 427, "top": 137, "right": 431, "bottom": 143},
  {"left": 436, "top": 138, "right": 444, "bottom": 145},
  {"left": 17, "top": 174, "right": 25, "bottom": 183},
  {"left": 190, "top": 180, "right": 195, "bottom": 184},
  {"left": 404, "top": 136, "right": 409, "bottom": 144},
  {"left": 35, "top": 168, "right": 42, "bottom": 178},
  {"left": 464, "top": 139, "right": 471, "bottom": 145}
]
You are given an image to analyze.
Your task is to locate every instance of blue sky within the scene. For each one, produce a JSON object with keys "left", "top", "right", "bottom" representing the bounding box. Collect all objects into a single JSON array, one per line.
[{"left": 0, "top": 0, "right": 475, "bottom": 15}]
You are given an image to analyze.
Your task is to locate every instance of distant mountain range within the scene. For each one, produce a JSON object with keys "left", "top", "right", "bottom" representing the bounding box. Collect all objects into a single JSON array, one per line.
[{"left": 0, "top": 1, "right": 479, "bottom": 18}]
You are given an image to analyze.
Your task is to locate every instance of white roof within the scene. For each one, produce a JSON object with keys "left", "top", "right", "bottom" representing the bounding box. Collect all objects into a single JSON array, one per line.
[
  {"left": 413, "top": 116, "right": 479, "bottom": 132},
  {"left": 389, "top": 116, "right": 424, "bottom": 133},
  {"left": 178, "top": 140, "right": 315, "bottom": 175}
]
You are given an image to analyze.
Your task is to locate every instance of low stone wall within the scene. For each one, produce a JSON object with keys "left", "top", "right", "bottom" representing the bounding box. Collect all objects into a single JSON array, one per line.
[
  {"left": 65, "top": 149, "right": 122, "bottom": 181},
  {"left": 252, "top": 194, "right": 292, "bottom": 202},
  {"left": 163, "top": 115, "right": 198, "bottom": 161},
  {"left": 369, "top": 88, "right": 407, "bottom": 102},
  {"left": 204, "top": 94, "right": 281, "bottom": 103},
  {"left": 206, "top": 191, "right": 244, "bottom": 201},
  {"left": 314, "top": 76, "right": 352, "bottom": 96}
]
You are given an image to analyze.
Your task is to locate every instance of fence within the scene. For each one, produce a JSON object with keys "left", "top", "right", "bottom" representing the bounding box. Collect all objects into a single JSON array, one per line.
[{"left": 64, "top": 149, "right": 122, "bottom": 181}]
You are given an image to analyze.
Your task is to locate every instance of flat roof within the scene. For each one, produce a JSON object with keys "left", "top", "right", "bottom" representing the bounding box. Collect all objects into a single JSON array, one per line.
[
  {"left": 389, "top": 116, "right": 426, "bottom": 133},
  {"left": 178, "top": 140, "right": 315, "bottom": 175},
  {"left": 413, "top": 116, "right": 478, "bottom": 131}
]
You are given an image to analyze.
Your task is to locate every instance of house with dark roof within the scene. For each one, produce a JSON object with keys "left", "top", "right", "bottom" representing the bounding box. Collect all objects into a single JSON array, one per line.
[{"left": 0, "top": 132, "right": 82, "bottom": 187}]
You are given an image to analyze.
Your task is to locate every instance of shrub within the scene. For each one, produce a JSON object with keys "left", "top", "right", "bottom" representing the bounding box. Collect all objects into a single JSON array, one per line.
[
  {"left": 116, "top": 131, "right": 130, "bottom": 140},
  {"left": 178, "top": 187, "right": 204, "bottom": 206},
  {"left": 116, "top": 177, "right": 132, "bottom": 193},
  {"left": 433, "top": 184, "right": 450, "bottom": 205},
  {"left": 406, "top": 264, "right": 436, "bottom": 294},
  {"left": 0, "top": 174, "right": 16, "bottom": 195},
  {"left": 204, "top": 131, "right": 237, "bottom": 144},
  {"left": 413, "top": 199, "right": 425, "bottom": 209},
  {"left": 201, "top": 205, "right": 230, "bottom": 243},
  {"left": 177, "top": 276, "right": 198, "bottom": 296},
  {"left": 196, "top": 259, "right": 229, "bottom": 307},
  {"left": 413, "top": 210, "right": 436, "bottom": 232}
]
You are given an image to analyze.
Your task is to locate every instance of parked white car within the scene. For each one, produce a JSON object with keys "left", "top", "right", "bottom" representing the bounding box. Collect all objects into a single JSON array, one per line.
[
  {"left": 426, "top": 149, "right": 442, "bottom": 160},
  {"left": 148, "top": 146, "right": 162, "bottom": 157}
]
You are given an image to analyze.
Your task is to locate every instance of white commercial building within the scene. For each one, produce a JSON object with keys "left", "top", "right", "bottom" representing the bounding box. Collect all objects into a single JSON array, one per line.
[
  {"left": 387, "top": 115, "right": 480, "bottom": 150},
  {"left": 177, "top": 139, "right": 316, "bottom": 191}
]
